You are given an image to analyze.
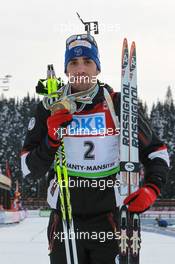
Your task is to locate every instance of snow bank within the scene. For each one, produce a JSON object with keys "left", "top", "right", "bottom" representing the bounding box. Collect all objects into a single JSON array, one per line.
[{"left": 0, "top": 210, "right": 27, "bottom": 224}]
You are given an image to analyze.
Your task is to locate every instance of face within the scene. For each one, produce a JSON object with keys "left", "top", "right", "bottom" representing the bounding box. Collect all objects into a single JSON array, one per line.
[{"left": 66, "top": 57, "right": 99, "bottom": 92}]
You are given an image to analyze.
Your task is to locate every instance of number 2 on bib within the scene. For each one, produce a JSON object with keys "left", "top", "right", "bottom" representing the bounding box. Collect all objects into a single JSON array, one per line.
[{"left": 83, "top": 141, "right": 95, "bottom": 160}]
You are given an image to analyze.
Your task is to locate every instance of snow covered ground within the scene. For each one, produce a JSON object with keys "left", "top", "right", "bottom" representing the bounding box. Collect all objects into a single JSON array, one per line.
[
  {"left": 141, "top": 232, "right": 175, "bottom": 263},
  {"left": 0, "top": 217, "right": 49, "bottom": 264},
  {"left": 0, "top": 216, "right": 175, "bottom": 264}
]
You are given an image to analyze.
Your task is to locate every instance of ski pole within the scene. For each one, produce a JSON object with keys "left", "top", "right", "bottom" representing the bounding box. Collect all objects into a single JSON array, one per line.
[{"left": 47, "top": 65, "right": 79, "bottom": 264}]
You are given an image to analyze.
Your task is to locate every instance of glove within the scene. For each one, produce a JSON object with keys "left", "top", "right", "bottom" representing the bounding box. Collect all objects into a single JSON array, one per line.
[
  {"left": 47, "top": 109, "right": 72, "bottom": 147},
  {"left": 124, "top": 184, "right": 160, "bottom": 213}
]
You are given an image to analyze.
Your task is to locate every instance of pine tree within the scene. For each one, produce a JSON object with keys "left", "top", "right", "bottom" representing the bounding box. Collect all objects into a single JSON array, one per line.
[
  {"left": 0, "top": 94, "right": 45, "bottom": 198},
  {"left": 150, "top": 86, "right": 175, "bottom": 198},
  {"left": 150, "top": 100, "right": 164, "bottom": 139}
]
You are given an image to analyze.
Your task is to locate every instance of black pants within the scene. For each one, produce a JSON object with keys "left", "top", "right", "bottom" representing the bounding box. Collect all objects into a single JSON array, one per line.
[{"left": 47, "top": 210, "right": 119, "bottom": 264}]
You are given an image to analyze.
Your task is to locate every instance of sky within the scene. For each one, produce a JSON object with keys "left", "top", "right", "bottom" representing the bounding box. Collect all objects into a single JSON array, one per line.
[{"left": 0, "top": 0, "right": 174, "bottom": 110}]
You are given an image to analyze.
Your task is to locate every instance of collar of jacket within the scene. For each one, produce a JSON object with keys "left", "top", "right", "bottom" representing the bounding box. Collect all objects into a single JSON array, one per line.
[{"left": 75, "top": 80, "right": 114, "bottom": 111}]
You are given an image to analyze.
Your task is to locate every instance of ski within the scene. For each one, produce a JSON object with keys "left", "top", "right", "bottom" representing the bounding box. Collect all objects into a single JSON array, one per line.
[
  {"left": 128, "top": 41, "right": 141, "bottom": 264},
  {"left": 119, "top": 39, "right": 141, "bottom": 264}
]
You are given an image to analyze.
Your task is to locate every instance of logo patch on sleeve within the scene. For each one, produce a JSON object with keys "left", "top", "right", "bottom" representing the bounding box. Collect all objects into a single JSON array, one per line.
[{"left": 28, "top": 117, "right": 36, "bottom": 131}]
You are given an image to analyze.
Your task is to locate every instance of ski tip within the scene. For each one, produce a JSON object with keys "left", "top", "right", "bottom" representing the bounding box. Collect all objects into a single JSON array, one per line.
[
  {"left": 123, "top": 38, "right": 128, "bottom": 47},
  {"left": 131, "top": 41, "right": 136, "bottom": 50},
  {"left": 129, "top": 41, "right": 136, "bottom": 67},
  {"left": 130, "top": 41, "right": 136, "bottom": 56},
  {"left": 121, "top": 38, "right": 129, "bottom": 69}
]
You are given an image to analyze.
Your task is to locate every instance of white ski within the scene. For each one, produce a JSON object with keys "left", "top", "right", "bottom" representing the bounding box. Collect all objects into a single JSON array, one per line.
[{"left": 118, "top": 39, "right": 141, "bottom": 264}]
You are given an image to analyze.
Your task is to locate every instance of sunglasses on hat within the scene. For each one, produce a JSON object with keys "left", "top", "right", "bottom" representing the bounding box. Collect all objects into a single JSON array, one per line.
[{"left": 66, "top": 34, "right": 97, "bottom": 48}]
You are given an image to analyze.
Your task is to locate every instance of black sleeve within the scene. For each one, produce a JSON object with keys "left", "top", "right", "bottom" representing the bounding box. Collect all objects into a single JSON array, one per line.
[
  {"left": 112, "top": 92, "right": 169, "bottom": 191},
  {"left": 21, "top": 101, "right": 57, "bottom": 178},
  {"left": 137, "top": 108, "right": 169, "bottom": 189}
]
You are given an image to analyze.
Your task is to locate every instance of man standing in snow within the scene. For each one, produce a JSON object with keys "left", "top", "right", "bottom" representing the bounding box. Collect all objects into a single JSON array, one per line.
[{"left": 21, "top": 34, "right": 169, "bottom": 263}]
